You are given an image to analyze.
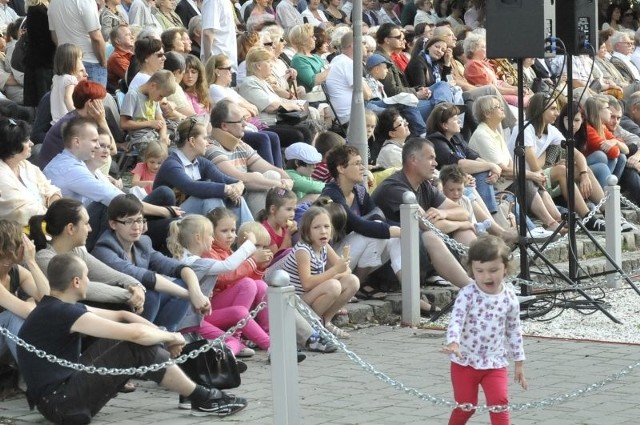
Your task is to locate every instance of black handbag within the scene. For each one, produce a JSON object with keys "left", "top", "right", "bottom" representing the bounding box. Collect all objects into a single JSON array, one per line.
[
  {"left": 178, "top": 339, "right": 241, "bottom": 390},
  {"left": 276, "top": 105, "right": 308, "bottom": 125}
]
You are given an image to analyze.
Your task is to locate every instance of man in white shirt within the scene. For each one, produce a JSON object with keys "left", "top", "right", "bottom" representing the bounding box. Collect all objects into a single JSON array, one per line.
[
  {"left": 325, "top": 32, "right": 372, "bottom": 125},
  {"left": 48, "top": 0, "right": 107, "bottom": 86},
  {"left": 201, "top": 0, "right": 237, "bottom": 70},
  {"left": 630, "top": 28, "right": 640, "bottom": 73},
  {"left": 610, "top": 31, "right": 640, "bottom": 84},
  {"left": 44, "top": 115, "right": 180, "bottom": 250}
]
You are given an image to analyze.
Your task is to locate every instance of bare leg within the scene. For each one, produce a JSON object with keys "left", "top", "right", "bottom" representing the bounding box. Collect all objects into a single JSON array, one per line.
[
  {"left": 159, "top": 365, "right": 196, "bottom": 397},
  {"left": 422, "top": 232, "right": 471, "bottom": 288},
  {"left": 302, "top": 280, "right": 341, "bottom": 320},
  {"left": 322, "top": 274, "right": 360, "bottom": 322}
]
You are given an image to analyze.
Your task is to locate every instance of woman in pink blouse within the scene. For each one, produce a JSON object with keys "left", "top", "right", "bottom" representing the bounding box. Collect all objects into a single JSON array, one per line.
[{"left": 463, "top": 32, "right": 531, "bottom": 107}]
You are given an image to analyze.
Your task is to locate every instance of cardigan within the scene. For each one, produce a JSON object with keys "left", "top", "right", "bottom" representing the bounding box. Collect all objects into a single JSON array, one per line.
[
  {"left": 321, "top": 181, "right": 391, "bottom": 239},
  {"left": 0, "top": 159, "right": 60, "bottom": 226}
]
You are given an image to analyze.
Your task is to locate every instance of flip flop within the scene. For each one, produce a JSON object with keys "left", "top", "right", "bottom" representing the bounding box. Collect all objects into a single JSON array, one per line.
[
  {"left": 355, "top": 285, "right": 387, "bottom": 300},
  {"left": 337, "top": 308, "right": 349, "bottom": 316}
]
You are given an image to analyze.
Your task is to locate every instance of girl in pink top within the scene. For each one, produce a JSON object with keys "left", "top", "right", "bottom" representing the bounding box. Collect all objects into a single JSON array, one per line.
[
  {"left": 181, "top": 55, "right": 210, "bottom": 116},
  {"left": 257, "top": 188, "right": 298, "bottom": 260},
  {"left": 131, "top": 142, "right": 167, "bottom": 195}
]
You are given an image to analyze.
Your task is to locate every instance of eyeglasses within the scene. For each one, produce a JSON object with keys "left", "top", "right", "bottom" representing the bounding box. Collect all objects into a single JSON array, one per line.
[
  {"left": 114, "top": 217, "right": 147, "bottom": 226},
  {"left": 490, "top": 104, "right": 504, "bottom": 111},
  {"left": 224, "top": 117, "right": 246, "bottom": 124},
  {"left": 263, "top": 42, "right": 274, "bottom": 47},
  {"left": 348, "top": 160, "right": 365, "bottom": 167},
  {"left": 216, "top": 66, "right": 232, "bottom": 71},
  {"left": 186, "top": 116, "right": 198, "bottom": 140},
  {"left": 393, "top": 118, "right": 408, "bottom": 129},
  {"left": 617, "top": 41, "right": 634, "bottom": 45},
  {"left": 387, "top": 34, "right": 404, "bottom": 40}
]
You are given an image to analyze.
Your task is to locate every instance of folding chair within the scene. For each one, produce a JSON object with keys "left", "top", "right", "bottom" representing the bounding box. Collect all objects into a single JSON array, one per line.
[{"left": 321, "top": 82, "right": 348, "bottom": 137}]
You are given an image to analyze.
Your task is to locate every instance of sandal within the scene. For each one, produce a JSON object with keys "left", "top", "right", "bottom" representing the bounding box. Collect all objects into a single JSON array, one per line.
[
  {"left": 424, "top": 275, "right": 452, "bottom": 287},
  {"left": 355, "top": 285, "right": 387, "bottom": 300},
  {"left": 336, "top": 308, "right": 349, "bottom": 316},
  {"left": 325, "top": 322, "right": 351, "bottom": 339},
  {"left": 419, "top": 299, "right": 441, "bottom": 317},
  {"left": 544, "top": 221, "right": 568, "bottom": 236}
]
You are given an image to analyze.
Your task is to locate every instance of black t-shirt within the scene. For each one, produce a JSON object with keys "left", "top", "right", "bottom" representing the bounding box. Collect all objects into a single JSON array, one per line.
[
  {"left": 18, "top": 296, "right": 88, "bottom": 404},
  {"left": 371, "top": 170, "right": 445, "bottom": 225}
]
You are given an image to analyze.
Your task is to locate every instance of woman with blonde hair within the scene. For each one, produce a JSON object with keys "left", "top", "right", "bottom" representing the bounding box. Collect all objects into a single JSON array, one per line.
[
  {"left": 236, "top": 31, "right": 263, "bottom": 86},
  {"left": 206, "top": 54, "right": 284, "bottom": 166},
  {"left": 289, "top": 23, "right": 330, "bottom": 92},
  {"left": 582, "top": 94, "right": 628, "bottom": 187},
  {"left": 238, "top": 47, "right": 313, "bottom": 145}
]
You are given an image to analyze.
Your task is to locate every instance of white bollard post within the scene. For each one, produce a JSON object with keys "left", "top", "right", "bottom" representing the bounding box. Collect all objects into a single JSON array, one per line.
[
  {"left": 605, "top": 179, "right": 622, "bottom": 288},
  {"left": 267, "top": 270, "right": 301, "bottom": 424},
  {"left": 400, "top": 191, "right": 421, "bottom": 326}
]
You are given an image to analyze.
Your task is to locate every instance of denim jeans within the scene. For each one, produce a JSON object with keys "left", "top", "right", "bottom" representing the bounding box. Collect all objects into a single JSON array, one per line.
[
  {"left": 83, "top": 61, "right": 107, "bottom": 87},
  {"left": 243, "top": 131, "right": 283, "bottom": 167},
  {"left": 587, "top": 150, "right": 613, "bottom": 187},
  {"left": 142, "top": 278, "right": 190, "bottom": 331},
  {"left": 472, "top": 171, "right": 498, "bottom": 213},
  {"left": 180, "top": 196, "right": 254, "bottom": 225}
]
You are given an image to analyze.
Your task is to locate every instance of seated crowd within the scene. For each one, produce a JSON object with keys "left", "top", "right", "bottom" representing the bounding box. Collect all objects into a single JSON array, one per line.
[{"left": 0, "top": 0, "right": 639, "bottom": 423}]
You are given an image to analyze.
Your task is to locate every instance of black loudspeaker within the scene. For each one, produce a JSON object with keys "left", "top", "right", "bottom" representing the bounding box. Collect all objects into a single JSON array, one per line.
[
  {"left": 486, "top": 0, "right": 545, "bottom": 59},
  {"left": 555, "top": 0, "right": 598, "bottom": 55}
]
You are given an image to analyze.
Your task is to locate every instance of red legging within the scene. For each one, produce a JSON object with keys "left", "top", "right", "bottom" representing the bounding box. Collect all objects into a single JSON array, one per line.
[{"left": 448, "top": 362, "right": 509, "bottom": 425}]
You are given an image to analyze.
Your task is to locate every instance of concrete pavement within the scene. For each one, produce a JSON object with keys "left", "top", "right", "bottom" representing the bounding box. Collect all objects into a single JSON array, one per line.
[{"left": 1, "top": 324, "right": 640, "bottom": 424}]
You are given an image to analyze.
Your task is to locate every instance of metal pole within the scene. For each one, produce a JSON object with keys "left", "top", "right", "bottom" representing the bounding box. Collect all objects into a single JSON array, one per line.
[
  {"left": 348, "top": 0, "right": 368, "bottom": 166},
  {"left": 605, "top": 178, "right": 622, "bottom": 288},
  {"left": 267, "top": 270, "right": 300, "bottom": 425},
  {"left": 400, "top": 191, "right": 420, "bottom": 326}
]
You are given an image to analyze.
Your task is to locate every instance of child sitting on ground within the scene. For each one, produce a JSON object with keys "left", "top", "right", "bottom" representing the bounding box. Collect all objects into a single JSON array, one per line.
[
  {"left": 131, "top": 142, "right": 168, "bottom": 195},
  {"left": 120, "top": 69, "right": 176, "bottom": 151},
  {"left": 284, "top": 142, "right": 325, "bottom": 202},
  {"left": 268, "top": 206, "right": 359, "bottom": 339},
  {"left": 168, "top": 210, "right": 271, "bottom": 359},
  {"left": 256, "top": 188, "right": 298, "bottom": 260}
]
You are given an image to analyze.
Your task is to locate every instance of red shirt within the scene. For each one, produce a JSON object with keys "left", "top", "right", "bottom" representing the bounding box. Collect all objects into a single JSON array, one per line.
[{"left": 584, "top": 124, "right": 620, "bottom": 159}]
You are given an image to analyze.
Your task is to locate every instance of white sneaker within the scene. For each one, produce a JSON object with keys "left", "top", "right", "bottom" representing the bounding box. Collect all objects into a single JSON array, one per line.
[
  {"left": 236, "top": 347, "right": 255, "bottom": 358},
  {"left": 528, "top": 227, "right": 554, "bottom": 239},
  {"left": 621, "top": 217, "right": 636, "bottom": 232}
]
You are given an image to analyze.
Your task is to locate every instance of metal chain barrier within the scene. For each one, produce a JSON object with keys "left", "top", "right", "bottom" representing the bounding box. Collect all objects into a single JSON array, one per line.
[
  {"left": 412, "top": 211, "right": 469, "bottom": 257},
  {"left": 621, "top": 194, "right": 640, "bottom": 214},
  {"left": 293, "top": 296, "right": 640, "bottom": 413},
  {"left": 0, "top": 302, "right": 266, "bottom": 375}
]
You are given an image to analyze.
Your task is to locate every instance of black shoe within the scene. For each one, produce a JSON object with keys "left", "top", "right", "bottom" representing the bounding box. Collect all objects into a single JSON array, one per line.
[
  {"left": 179, "top": 395, "right": 191, "bottom": 410},
  {"left": 585, "top": 217, "right": 606, "bottom": 232},
  {"left": 267, "top": 349, "right": 306, "bottom": 363},
  {"left": 191, "top": 390, "right": 248, "bottom": 417}
]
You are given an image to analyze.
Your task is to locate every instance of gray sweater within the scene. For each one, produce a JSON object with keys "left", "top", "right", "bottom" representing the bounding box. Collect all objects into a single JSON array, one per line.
[{"left": 36, "top": 245, "right": 141, "bottom": 303}]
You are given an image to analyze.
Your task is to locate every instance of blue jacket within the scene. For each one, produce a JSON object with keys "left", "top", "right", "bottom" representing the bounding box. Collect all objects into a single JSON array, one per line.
[{"left": 154, "top": 150, "right": 238, "bottom": 201}]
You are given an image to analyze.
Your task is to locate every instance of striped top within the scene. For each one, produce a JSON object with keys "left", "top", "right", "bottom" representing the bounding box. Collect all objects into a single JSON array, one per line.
[{"left": 280, "top": 241, "right": 327, "bottom": 295}]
